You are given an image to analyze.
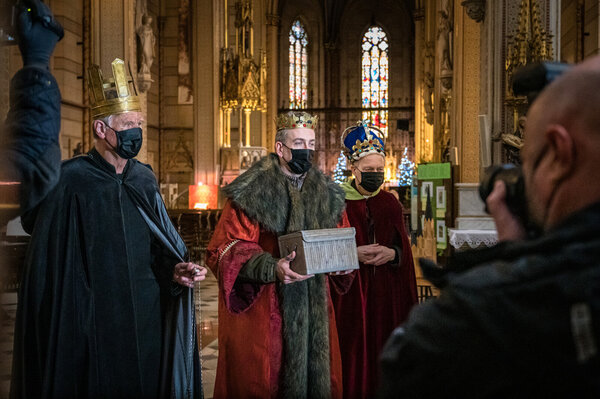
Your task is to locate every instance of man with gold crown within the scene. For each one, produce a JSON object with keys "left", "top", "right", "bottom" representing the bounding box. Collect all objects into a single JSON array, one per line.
[
  {"left": 206, "top": 111, "right": 355, "bottom": 398},
  {"left": 331, "top": 122, "right": 417, "bottom": 399},
  {"left": 10, "top": 59, "right": 206, "bottom": 398}
]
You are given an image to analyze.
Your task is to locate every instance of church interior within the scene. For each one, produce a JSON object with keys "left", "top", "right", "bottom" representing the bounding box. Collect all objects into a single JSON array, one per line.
[{"left": 0, "top": 0, "right": 598, "bottom": 397}]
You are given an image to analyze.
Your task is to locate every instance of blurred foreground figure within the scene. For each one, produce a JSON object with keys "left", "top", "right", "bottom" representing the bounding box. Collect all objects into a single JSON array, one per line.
[
  {"left": 378, "top": 58, "right": 600, "bottom": 398},
  {"left": 10, "top": 58, "right": 206, "bottom": 399},
  {"left": 332, "top": 122, "right": 417, "bottom": 399},
  {"left": 0, "top": 0, "right": 63, "bottom": 225}
]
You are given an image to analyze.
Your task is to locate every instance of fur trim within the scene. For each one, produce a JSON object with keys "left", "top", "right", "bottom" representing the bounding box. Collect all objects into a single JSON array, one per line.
[
  {"left": 222, "top": 153, "right": 345, "bottom": 234},
  {"left": 279, "top": 275, "right": 330, "bottom": 398},
  {"left": 224, "top": 154, "right": 343, "bottom": 397}
]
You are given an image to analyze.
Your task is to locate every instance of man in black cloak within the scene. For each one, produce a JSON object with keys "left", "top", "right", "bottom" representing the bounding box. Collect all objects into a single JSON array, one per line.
[{"left": 10, "top": 57, "right": 207, "bottom": 399}]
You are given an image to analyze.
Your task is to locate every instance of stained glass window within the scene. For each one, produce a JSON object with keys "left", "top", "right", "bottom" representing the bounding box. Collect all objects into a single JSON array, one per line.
[
  {"left": 289, "top": 20, "right": 308, "bottom": 109},
  {"left": 362, "top": 26, "right": 389, "bottom": 135}
]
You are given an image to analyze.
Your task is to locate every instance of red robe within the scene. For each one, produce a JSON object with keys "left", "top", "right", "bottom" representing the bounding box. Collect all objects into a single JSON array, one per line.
[
  {"left": 206, "top": 201, "right": 353, "bottom": 399},
  {"left": 332, "top": 189, "right": 418, "bottom": 399}
]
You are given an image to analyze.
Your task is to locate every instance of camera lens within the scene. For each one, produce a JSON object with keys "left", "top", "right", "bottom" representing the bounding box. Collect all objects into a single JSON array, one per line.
[{"left": 479, "top": 164, "right": 526, "bottom": 222}]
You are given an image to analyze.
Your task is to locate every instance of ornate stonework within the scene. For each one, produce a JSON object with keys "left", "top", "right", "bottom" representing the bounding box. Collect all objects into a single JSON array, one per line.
[
  {"left": 503, "top": 0, "right": 554, "bottom": 163},
  {"left": 461, "top": 0, "right": 486, "bottom": 23},
  {"left": 178, "top": 0, "right": 193, "bottom": 104}
]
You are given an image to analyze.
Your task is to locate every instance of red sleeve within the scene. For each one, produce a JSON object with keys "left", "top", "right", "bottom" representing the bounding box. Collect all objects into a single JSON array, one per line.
[
  {"left": 328, "top": 209, "right": 357, "bottom": 295},
  {"left": 206, "top": 200, "right": 267, "bottom": 313}
]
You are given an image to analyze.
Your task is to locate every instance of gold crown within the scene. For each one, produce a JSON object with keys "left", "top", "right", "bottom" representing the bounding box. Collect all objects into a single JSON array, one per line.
[
  {"left": 276, "top": 111, "right": 318, "bottom": 131},
  {"left": 87, "top": 58, "right": 141, "bottom": 119}
]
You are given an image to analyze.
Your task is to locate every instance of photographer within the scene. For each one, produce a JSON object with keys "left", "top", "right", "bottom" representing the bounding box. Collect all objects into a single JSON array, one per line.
[
  {"left": 378, "top": 58, "right": 600, "bottom": 398},
  {"left": 0, "top": 0, "right": 63, "bottom": 225}
]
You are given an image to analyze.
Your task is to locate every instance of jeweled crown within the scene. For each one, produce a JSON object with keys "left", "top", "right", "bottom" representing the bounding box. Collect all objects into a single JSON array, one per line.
[
  {"left": 276, "top": 111, "right": 318, "bottom": 131},
  {"left": 341, "top": 121, "right": 386, "bottom": 161},
  {"left": 87, "top": 58, "right": 141, "bottom": 119}
]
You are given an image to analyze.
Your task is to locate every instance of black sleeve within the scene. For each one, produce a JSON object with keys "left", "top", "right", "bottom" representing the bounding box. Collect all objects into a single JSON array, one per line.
[
  {"left": 1, "top": 66, "right": 62, "bottom": 216},
  {"left": 151, "top": 237, "right": 183, "bottom": 297},
  {"left": 390, "top": 245, "right": 401, "bottom": 266}
]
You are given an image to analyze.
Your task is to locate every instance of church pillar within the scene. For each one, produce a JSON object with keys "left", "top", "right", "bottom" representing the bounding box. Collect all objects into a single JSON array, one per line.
[
  {"left": 225, "top": 108, "right": 232, "bottom": 147},
  {"left": 193, "top": 0, "right": 221, "bottom": 184},
  {"left": 324, "top": 42, "right": 340, "bottom": 109},
  {"left": 244, "top": 108, "right": 251, "bottom": 146},
  {"left": 266, "top": 13, "right": 279, "bottom": 151},
  {"left": 453, "top": 3, "right": 481, "bottom": 183},
  {"left": 414, "top": 1, "right": 434, "bottom": 164}
]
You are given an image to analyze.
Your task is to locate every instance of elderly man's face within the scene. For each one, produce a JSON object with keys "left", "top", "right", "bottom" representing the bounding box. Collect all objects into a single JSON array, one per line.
[
  {"left": 111, "top": 111, "right": 143, "bottom": 131},
  {"left": 102, "top": 111, "right": 143, "bottom": 148}
]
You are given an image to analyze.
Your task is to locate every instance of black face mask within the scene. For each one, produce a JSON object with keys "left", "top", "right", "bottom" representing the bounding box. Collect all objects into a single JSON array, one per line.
[
  {"left": 359, "top": 171, "right": 385, "bottom": 193},
  {"left": 283, "top": 145, "right": 314, "bottom": 174},
  {"left": 107, "top": 125, "right": 143, "bottom": 159}
]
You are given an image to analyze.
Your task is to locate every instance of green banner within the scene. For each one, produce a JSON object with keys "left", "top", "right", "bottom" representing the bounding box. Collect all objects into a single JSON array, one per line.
[{"left": 417, "top": 163, "right": 451, "bottom": 180}]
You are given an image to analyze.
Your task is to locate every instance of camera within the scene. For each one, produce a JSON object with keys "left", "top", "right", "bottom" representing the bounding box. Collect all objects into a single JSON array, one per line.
[
  {"left": 479, "top": 164, "right": 527, "bottom": 223},
  {"left": 511, "top": 62, "right": 571, "bottom": 103}
]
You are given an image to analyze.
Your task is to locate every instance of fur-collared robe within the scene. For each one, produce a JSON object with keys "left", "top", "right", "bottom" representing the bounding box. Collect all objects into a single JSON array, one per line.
[{"left": 206, "top": 154, "right": 354, "bottom": 399}]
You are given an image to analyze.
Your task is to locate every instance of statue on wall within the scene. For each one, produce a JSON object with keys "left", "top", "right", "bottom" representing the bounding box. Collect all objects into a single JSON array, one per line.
[
  {"left": 137, "top": 14, "right": 156, "bottom": 75},
  {"left": 423, "top": 72, "right": 434, "bottom": 125},
  {"left": 178, "top": 0, "right": 193, "bottom": 104},
  {"left": 437, "top": 0, "right": 453, "bottom": 76}
]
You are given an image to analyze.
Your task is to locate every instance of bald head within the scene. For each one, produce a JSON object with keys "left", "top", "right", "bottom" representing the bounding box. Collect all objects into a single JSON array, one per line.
[
  {"left": 528, "top": 70, "right": 600, "bottom": 142},
  {"left": 522, "top": 63, "right": 600, "bottom": 229}
]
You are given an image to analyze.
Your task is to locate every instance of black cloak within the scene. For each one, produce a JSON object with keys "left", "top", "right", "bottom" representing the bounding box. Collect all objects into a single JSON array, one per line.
[{"left": 10, "top": 149, "right": 202, "bottom": 399}]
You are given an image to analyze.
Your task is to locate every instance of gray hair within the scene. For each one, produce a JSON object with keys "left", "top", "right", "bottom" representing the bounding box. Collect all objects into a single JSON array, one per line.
[
  {"left": 275, "top": 128, "right": 291, "bottom": 145},
  {"left": 92, "top": 115, "right": 114, "bottom": 139}
]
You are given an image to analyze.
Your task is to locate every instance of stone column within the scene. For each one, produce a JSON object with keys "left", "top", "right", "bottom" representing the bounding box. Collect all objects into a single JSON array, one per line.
[
  {"left": 453, "top": 3, "right": 481, "bottom": 183},
  {"left": 244, "top": 108, "right": 251, "bottom": 146},
  {"left": 265, "top": 13, "right": 279, "bottom": 151},
  {"left": 224, "top": 108, "right": 232, "bottom": 147},
  {"left": 414, "top": 5, "right": 427, "bottom": 163},
  {"left": 193, "top": 0, "right": 221, "bottom": 184}
]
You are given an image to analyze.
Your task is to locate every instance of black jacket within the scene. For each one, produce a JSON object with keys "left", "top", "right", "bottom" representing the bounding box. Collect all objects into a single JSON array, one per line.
[
  {"left": 378, "top": 202, "right": 600, "bottom": 399},
  {"left": 1, "top": 66, "right": 62, "bottom": 223}
]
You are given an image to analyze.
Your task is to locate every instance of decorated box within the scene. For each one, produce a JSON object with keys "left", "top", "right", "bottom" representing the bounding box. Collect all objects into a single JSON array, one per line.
[{"left": 277, "top": 227, "right": 359, "bottom": 275}]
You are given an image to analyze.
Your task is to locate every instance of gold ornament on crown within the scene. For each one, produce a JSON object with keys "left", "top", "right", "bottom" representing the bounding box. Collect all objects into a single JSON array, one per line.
[
  {"left": 275, "top": 111, "right": 318, "bottom": 131},
  {"left": 341, "top": 121, "right": 386, "bottom": 161},
  {"left": 87, "top": 58, "right": 141, "bottom": 119}
]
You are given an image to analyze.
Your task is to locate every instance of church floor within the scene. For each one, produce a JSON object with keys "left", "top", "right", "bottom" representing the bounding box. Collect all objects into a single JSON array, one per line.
[{"left": 0, "top": 271, "right": 221, "bottom": 399}]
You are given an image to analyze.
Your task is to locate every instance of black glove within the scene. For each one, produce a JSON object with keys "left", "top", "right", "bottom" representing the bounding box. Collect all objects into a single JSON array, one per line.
[{"left": 16, "top": 0, "right": 64, "bottom": 68}]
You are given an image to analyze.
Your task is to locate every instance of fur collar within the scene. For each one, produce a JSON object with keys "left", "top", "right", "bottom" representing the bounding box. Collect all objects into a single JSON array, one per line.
[{"left": 222, "top": 153, "right": 345, "bottom": 234}]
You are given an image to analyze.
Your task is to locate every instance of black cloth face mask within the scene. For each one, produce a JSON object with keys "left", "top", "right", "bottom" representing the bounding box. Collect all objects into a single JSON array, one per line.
[
  {"left": 283, "top": 145, "right": 314, "bottom": 174},
  {"left": 106, "top": 125, "right": 143, "bottom": 159},
  {"left": 358, "top": 170, "right": 385, "bottom": 193}
]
